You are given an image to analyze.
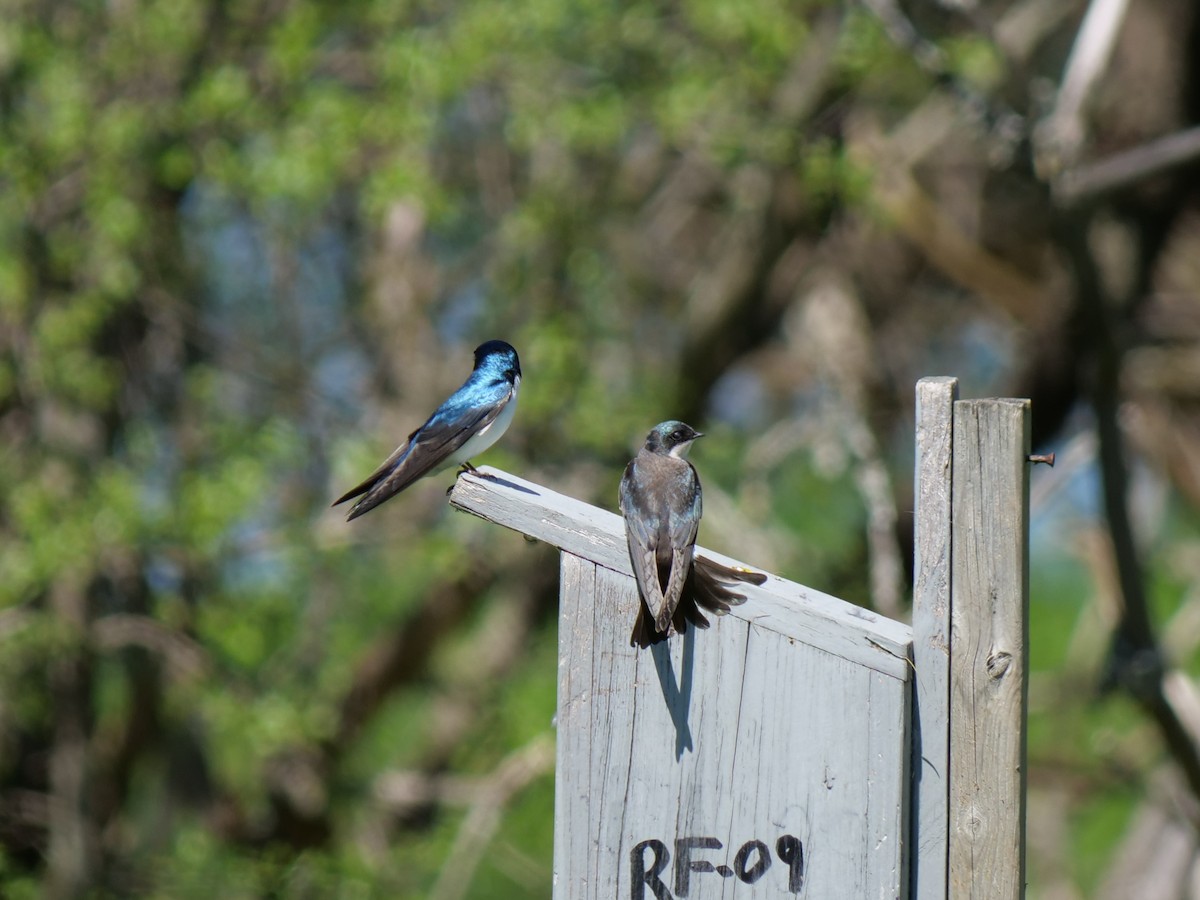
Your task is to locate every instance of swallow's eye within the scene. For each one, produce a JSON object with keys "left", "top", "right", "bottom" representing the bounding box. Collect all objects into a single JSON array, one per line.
[{"left": 671, "top": 430, "right": 685, "bottom": 441}]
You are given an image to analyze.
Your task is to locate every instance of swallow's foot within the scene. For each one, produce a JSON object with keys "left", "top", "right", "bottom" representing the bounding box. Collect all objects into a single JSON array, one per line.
[{"left": 448, "top": 461, "right": 478, "bottom": 494}]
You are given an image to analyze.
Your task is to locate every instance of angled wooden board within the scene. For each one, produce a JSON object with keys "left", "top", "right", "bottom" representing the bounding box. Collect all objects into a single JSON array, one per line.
[
  {"left": 449, "top": 467, "right": 911, "bottom": 681},
  {"left": 449, "top": 469, "right": 914, "bottom": 899}
]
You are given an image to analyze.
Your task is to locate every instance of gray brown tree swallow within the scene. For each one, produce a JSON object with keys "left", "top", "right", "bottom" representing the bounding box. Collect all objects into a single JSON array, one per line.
[{"left": 619, "top": 421, "right": 767, "bottom": 647}]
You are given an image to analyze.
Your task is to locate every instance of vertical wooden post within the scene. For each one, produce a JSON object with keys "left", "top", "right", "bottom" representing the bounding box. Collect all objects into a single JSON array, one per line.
[
  {"left": 948, "top": 399, "right": 1031, "bottom": 898},
  {"left": 912, "top": 376, "right": 957, "bottom": 900}
]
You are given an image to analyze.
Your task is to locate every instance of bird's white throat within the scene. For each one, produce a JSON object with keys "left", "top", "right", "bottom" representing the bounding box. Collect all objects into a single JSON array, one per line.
[{"left": 668, "top": 439, "right": 695, "bottom": 460}]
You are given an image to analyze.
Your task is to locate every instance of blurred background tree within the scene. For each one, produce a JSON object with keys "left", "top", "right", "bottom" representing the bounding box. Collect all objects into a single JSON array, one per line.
[{"left": 3, "top": 0, "right": 1200, "bottom": 896}]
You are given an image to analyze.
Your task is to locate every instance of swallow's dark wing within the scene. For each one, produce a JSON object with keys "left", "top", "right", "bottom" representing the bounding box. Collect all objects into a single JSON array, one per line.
[
  {"left": 619, "top": 459, "right": 672, "bottom": 632},
  {"left": 655, "top": 464, "right": 701, "bottom": 633},
  {"left": 332, "top": 437, "right": 415, "bottom": 507},
  {"left": 334, "top": 386, "right": 513, "bottom": 519}
]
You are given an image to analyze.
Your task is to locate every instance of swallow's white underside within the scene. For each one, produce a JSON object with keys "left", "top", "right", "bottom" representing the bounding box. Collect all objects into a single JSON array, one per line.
[{"left": 446, "top": 374, "right": 520, "bottom": 468}]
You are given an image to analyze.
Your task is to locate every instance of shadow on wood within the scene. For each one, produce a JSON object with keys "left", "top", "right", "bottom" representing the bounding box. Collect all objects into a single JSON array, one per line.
[{"left": 651, "top": 628, "right": 695, "bottom": 760}]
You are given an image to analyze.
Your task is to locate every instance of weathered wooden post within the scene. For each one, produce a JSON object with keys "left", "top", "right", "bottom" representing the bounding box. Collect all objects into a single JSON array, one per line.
[
  {"left": 912, "top": 376, "right": 957, "bottom": 898},
  {"left": 912, "top": 377, "right": 1032, "bottom": 900},
  {"left": 946, "top": 395, "right": 1031, "bottom": 898},
  {"left": 447, "top": 378, "right": 1030, "bottom": 899}
]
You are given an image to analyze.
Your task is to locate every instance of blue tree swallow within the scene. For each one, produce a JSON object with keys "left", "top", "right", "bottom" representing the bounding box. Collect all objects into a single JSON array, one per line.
[
  {"left": 333, "top": 340, "right": 521, "bottom": 520},
  {"left": 619, "top": 421, "right": 767, "bottom": 647}
]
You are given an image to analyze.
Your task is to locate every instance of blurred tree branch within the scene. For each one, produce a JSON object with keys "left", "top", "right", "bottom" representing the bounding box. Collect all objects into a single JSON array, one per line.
[
  {"left": 46, "top": 579, "right": 97, "bottom": 900},
  {"left": 429, "top": 734, "right": 556, "bottom": 900},
  {"left": 1055, "top": 126, "right": 1200, "bottom": 204},
  {"left": 1059, "top": 207, "right": 1200, "bottom": 806}
]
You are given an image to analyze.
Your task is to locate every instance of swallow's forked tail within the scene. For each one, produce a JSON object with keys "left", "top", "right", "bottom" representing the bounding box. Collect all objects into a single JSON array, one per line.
[{"left": 630, "top": 558, "right": 767, "bottom": 648}]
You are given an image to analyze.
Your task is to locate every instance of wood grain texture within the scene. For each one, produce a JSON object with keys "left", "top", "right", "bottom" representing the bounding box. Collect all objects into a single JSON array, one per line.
[
  {"left": 553, "top": 553, "right": 911, "bottom": 899},
  {"left": 450, "top": 467, "right": 912, "bottom": 680},
  {"left": 912, "top": 376, "right": 957, "bottom": 900},
  {"left": 948, "top": 399, "right": 1030, "bottom": 899}
]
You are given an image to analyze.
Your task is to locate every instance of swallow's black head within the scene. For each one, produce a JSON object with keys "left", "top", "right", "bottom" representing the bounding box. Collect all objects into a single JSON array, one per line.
[
  {"left": 643, "top": 420, "right": 703, "bottom": 457},
  {"left": 474, "top": 340, "right": 521, "bottom": 383}
]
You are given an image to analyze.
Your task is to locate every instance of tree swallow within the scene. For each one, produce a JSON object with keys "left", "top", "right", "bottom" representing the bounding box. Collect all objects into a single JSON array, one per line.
[
  {"left": 333, "top": 339, "right": 521, "bottom": 520},
  {"left": 619, "top": 421, "right": 767, "bottom": 648}
]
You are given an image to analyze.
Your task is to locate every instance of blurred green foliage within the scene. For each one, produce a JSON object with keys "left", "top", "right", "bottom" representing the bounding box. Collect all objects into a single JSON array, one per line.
[{"left": 0, "top": 0, "right": 1180, "bottom": 896}]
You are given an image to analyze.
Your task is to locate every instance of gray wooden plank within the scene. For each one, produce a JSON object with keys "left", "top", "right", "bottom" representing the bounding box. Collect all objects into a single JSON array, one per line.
[
  {"left": 450, "top": 467, "right": 913, "bottom": 680},
  {"left": 912, "top": 376, "right": 957, "bottom": 900},
  {"left": 948, "top": 399, "right": 1030, "bottom": 899},
  {"left": 552, "top": 553, "right": 599, "bottom": 893},
  {"left": 869, "top": 667, "right": 913, "bottom": 896},
  {"left": 553, "top": 555, "right": 911, "bottom": 898}
]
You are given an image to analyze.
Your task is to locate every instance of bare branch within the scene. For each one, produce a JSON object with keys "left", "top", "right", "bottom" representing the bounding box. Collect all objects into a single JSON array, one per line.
[
  {"left": 1057, "top": 210, "right": 1200, "bottom": 803},
  {"left": 46, "top": 580, "right": 98, "bottom": 900},
  {"left": 428, "top": 734, "right": 556, "bottom": 900},
  {"left": 91, "top": 614, "right": 210, "bottom": 682},
  {"left": 799, "top": 275, "right": 904, "bottom": 616},
  {"left": 1035, "top": 0, "right": 1131, "bottom": 176},
  {"left": 1056, "top": 126, "right": 1200, "bottom": 205}
]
